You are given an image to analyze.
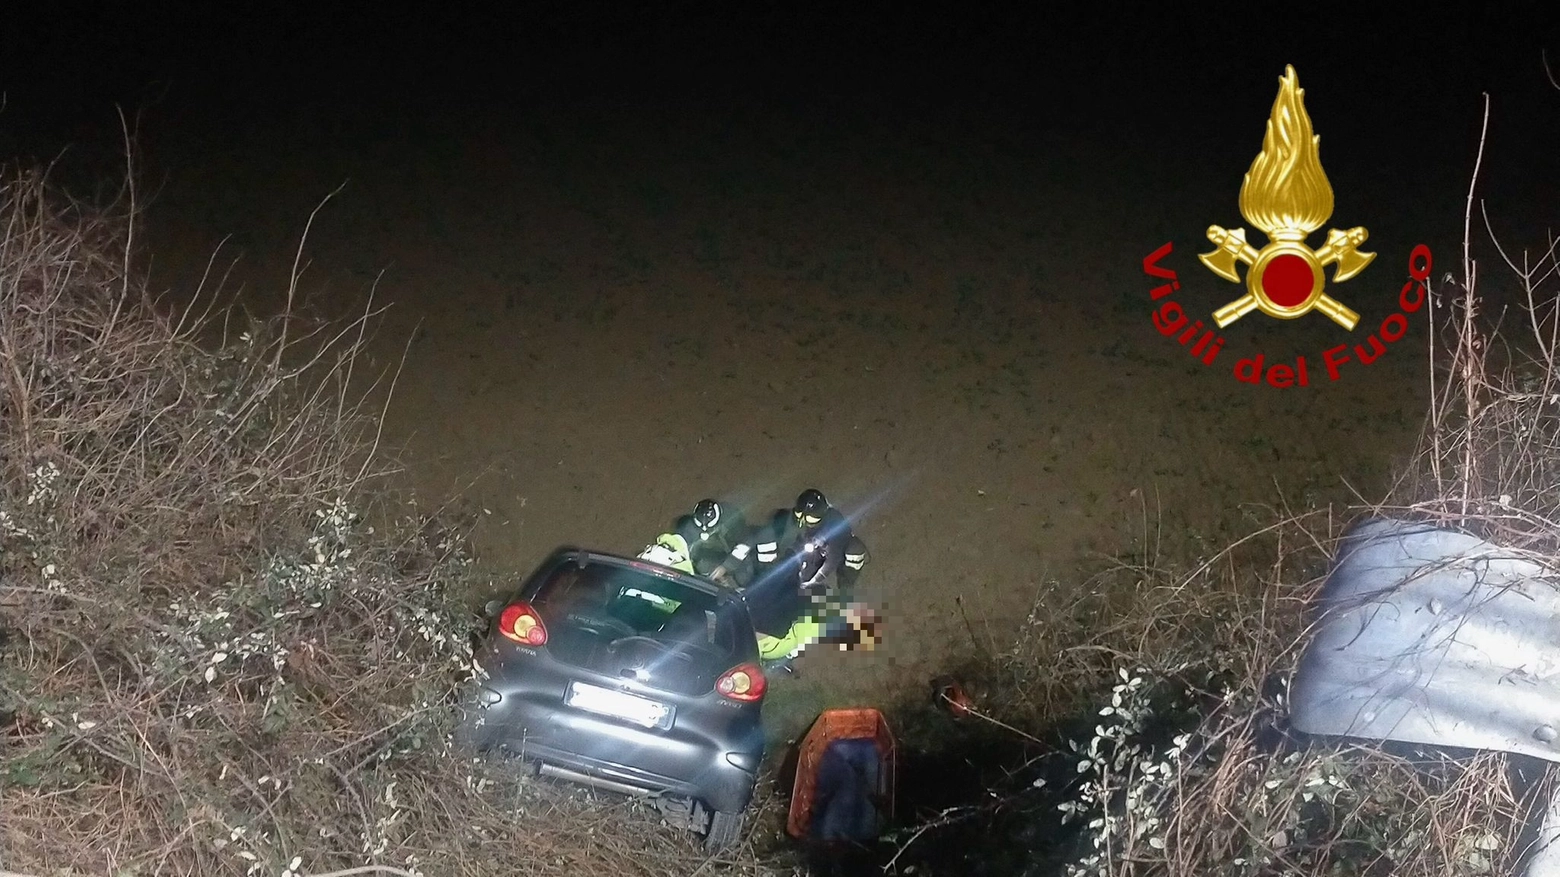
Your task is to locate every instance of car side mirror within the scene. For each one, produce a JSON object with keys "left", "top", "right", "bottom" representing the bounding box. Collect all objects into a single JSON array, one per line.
[{"left": 482, "top": 599, "right": 503, "bottom": 619}]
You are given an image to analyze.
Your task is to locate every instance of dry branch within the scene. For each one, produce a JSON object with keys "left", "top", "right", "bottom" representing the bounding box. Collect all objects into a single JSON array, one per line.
[{"left": 0, "top": 160, "right": 786, "bottom": 877}]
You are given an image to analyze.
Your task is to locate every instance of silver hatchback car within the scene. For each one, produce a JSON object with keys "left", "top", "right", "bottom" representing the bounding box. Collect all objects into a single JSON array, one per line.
[{"left": 456, "top": 547, "right": 768, "bottom": 849}]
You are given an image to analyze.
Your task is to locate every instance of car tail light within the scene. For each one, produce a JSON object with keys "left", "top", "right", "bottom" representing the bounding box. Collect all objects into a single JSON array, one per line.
[
  {"left": 715, "top": 663, "right": 766, "bottom": 702},
  {"left": 498, "top": 602, "right": 547, "bottom": 646}
]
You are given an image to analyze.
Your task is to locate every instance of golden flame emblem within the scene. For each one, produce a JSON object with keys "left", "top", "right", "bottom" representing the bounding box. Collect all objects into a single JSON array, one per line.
[{"left": 1200, "top": 65, "right": 1374, "bottom": 330}]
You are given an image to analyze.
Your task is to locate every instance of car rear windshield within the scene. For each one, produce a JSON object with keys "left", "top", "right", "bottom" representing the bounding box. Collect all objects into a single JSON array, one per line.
[{"left": 526, "top": 557, "right": 752, "bottom": 665}]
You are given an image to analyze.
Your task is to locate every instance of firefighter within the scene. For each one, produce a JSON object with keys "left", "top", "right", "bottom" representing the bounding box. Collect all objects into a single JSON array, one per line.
[
  {"left": 738, "top": 489, "right": 869, "bottom": 600},
  {"left": 675, "top": 498, "right": 750, "bottom": 580},
  {"left": 748, "top": 532, "right": 878, "bottom": 672},
  {"left": 745, "top": 529, "right": 833, "bottom": 670}
]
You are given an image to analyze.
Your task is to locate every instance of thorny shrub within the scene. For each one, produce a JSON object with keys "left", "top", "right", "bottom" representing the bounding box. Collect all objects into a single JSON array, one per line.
[
  {"left": 898, "top": 513, "right": 1552, "bottom": 877},
  {"left": 1042, "top": 646, "right": 1550, "bottom": 876},
  {"left": 0, "top": 163, "right": 783, "bottom": 876}
]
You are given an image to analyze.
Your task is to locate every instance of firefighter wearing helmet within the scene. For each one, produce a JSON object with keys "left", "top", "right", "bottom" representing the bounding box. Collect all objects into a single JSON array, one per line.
[
  {"left": 673, "top": 498, "right": 750, "bottom": 580},
  {"left": 728, "top": 489, "right": 871, "bottom": 670},
  {"left": 735, "top": 489, "right": 869, "bottom": 599},
  {"left": 743, "top": 506, "right": 876, "bottom": 670}
]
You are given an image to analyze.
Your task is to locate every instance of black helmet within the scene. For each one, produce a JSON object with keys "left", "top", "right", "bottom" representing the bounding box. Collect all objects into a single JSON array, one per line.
[
  {"left": 692, "top": 498, "right": 723, "bottom": 533},
  {"left": 793, "top": 488, "right": 828, "bottom": 526}
]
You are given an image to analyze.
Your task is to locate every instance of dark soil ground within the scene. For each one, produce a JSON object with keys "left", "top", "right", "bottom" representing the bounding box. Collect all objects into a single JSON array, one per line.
[
  {"left": 128, "top": 103, "right": 1446, "bottom": 740},
  {"left": 6, "top": 1, "right": 1556, "bottom": 835}
]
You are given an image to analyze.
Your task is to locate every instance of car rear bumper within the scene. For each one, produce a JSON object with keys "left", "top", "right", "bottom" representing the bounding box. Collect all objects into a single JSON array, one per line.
[{"left": 460, "top": 685, "right": 762, "bottom": 814}]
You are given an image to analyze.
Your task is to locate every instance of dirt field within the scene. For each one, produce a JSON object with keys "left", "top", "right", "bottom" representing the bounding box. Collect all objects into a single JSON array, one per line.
[
  {"left": 26, "top": 8, "right": 1532, "bottom": 745},
  {"left": 127, "top": 98, "right": 1453, "bottom": 734}
]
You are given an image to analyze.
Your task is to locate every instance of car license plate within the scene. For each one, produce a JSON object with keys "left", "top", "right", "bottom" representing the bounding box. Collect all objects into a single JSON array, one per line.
[{"left": 566, "top": 682, "right": 672, "bottom": 729}]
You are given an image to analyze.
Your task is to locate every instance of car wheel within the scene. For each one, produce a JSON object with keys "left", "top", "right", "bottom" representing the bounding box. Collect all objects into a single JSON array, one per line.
[{"left": 703, "top": 809, "right": 745, "bottom": 851}]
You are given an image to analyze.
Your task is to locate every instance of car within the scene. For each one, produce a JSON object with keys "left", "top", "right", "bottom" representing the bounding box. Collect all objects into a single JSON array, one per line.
[{"left": 455, "top": 546, "right": 768, "bottom": 850}]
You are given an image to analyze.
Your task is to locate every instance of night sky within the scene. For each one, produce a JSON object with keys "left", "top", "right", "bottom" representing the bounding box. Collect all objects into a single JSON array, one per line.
[
  {"left": 0, "top": 3, "right": 1555, "bottom": 356},
  {"left": 5, "top": 4, "right": 1557, "bottom": 203}
]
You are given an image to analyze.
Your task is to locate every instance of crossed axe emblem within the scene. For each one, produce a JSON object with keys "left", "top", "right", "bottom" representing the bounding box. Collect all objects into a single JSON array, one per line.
[{"left": 1200, "top": 224, "right": 1373, "bottom": 330}]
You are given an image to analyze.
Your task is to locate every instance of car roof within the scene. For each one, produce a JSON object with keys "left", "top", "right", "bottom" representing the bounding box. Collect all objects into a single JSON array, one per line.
[{"left": 544, "top": 546, "right": 738, "bottom": 600}]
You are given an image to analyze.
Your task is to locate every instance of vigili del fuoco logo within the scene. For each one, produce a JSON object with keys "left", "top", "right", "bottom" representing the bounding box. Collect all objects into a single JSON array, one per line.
[{"left": 1142, "top": 65, "right": 1433, "bottom": 388}]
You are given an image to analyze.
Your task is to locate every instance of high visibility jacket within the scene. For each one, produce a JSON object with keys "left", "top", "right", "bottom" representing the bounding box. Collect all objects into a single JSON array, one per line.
[
  {"left": 638, "top": 532, "right": 695, "bottom": 574},
  {"left": 756, "top": 616, "right": 826, "bottom": 661},
  {"left": 754, "top": 601, "right": 870, "bottom": 661}
]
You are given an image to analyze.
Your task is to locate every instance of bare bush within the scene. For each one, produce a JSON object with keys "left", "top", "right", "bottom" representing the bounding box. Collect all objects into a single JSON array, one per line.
[
  {"left": 909, "top": 511, "right": 1549, "bottom": 876},
  {"left": 0, "top": 162, "right": 785, "bottom": 876},
  {"left": 1031, "top": 522, "right": 1546, "bottom": 876}
]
